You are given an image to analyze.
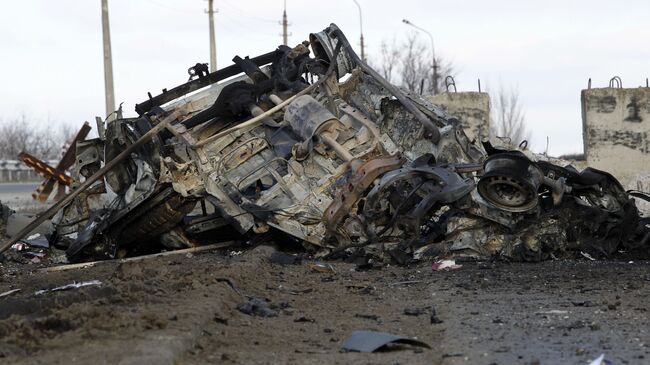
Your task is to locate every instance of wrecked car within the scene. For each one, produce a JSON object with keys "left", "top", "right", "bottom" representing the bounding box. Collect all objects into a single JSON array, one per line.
[{"left": 9, "top": 24, "right": 647, "bottom": 264}]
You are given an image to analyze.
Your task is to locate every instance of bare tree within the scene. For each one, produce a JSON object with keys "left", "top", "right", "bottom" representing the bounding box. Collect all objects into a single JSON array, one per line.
[
  {"left": 399, "top": 34, "right": 430, "bottom": 93},
  {"left": 378, "top": 39, "right": 400, "bottom": 82},
  {"left": 377, "top": 33, "right": 454, "bottom": 95},
  {"left": 0, "top": 114, "right": 35, "bottom": 159},
  {"left": 0, "top": 114, "right": 76, "bottom": 160},
  {"left": 490, "top": 87, "right": 531, "bottom": 147}
]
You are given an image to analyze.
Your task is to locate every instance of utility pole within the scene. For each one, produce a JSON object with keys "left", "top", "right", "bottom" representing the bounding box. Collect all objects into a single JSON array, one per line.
[
  {"left": 101, "top": 0, "right": 116, "bottom": 120},
  {"left": 281, "top": 0, "right": 289, "bottom": 46},
  {"left": 352, "top": 0, "right": 365, "bottom": 61},
  {"left": 207, "top": 0, "right": 217, "bottom": 72},
  {"left": 402, "top": 19, "right": 439, "bottom": 94}
]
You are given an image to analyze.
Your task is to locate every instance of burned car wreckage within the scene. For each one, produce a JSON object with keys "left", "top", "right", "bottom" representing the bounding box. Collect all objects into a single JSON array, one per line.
[{"left": 35, "top": 24, "right": 650, "bottom": 263}]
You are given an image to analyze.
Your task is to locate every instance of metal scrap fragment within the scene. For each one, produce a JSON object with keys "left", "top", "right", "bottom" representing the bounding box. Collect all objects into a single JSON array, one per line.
[
  {"left": 0, "top": 288, "right": 21, "bottom": 298},
  {"left": 341, "top": 330, "right": 431, "bottom": 353}
]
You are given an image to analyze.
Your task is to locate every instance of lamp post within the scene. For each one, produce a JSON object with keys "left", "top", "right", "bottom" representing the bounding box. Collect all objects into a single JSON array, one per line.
[
  {"left": 402, "top": 18, "right": 438, "bottom": 94},
  {"left": 352, "top": 0, "right": 365, "bottom": 61}
]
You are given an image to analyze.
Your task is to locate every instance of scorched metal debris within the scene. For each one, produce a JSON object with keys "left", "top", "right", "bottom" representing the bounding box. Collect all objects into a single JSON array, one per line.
[{"left": 3, "top": 24, "right": 649, "bottom": 264}]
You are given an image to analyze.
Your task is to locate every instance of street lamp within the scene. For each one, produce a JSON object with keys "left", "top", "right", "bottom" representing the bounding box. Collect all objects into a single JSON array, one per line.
[
  {"left": 402, "top": 18, "right": 439, "bottom": 94},
  {"left": 352, "top": 0, "right": 365, "bottom": 61}
]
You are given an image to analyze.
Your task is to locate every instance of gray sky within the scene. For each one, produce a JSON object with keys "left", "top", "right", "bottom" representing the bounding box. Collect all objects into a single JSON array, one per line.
[{"left": 1, "top": 0, "right": 648, "bottom": 155}]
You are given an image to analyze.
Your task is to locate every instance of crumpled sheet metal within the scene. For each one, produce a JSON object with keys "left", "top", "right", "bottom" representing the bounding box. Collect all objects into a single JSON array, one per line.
[
  {"left": 340, "top": 330, "right": 431, "bottom": 352},
  {"left": 444, "top": 215, "right": 567, "bottom": 261},
  {"left": 49, "top": 23, "right": 650, "bottom": 263}
]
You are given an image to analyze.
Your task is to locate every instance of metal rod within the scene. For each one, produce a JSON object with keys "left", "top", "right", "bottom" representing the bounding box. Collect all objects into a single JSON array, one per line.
[
  {"left": 135, "top": 50, "right": 279, "bottom": 115},
  {"left": 40, "top": 241, "right": 236, "bottom": 273},
  {"left": 0, "top": 113, "right": 177, "bottom": 255},
  {"left": 193, "top": 38, "right": 343, "bottom": 149},
  {"left": 321, "top": 133, "right": 354, "bottom": 162},
  {"left": 268, "top": 94, "right": 284, "bottom": 106},
  {"left": 193, "top": 83, "right": 317, "bottom": 148}
]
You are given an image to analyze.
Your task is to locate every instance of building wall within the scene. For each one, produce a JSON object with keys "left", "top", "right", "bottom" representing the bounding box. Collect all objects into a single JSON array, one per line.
[
  {"left": 581, "top": 87, "right": 650, "bottom": 185},
  {"left": 427, "top": 92, "right": 490, "bottom": 142}
]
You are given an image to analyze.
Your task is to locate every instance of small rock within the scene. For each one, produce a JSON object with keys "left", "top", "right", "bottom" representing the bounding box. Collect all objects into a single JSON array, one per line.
[
  {"left": 430, "top": 307, "right": 443, "bottom": 324},
  {"left": 571, "top": 300, "right": 595, "bottom": 307},
  {"left": 236, "top": 298, "right": 278, "bottom": 317},
  {"left": 294, "top": 316, "right": 315, "bottom": 323},
  {"left": 354, "top": 313, "right": 379, "bottom": 321},
  {"left": 213, "top": 315, "right": 228, "bottom": 325},
  {"left": 404, "top": 307, "right": 427, "bottom": 316}
]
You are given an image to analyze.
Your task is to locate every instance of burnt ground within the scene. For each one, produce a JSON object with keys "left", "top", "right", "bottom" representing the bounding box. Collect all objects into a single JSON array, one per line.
[{"left": 0, "top": 245, "right": 649, "bottom": 364}]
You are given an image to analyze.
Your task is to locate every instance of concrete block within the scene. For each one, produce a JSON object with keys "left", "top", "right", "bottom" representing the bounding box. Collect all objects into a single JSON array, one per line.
[
  {"left": 427, "top": 92, "right": 490, "bottom": 142},
  {"left": 581, "top": 87, "right": 650, "bottom": 185}
]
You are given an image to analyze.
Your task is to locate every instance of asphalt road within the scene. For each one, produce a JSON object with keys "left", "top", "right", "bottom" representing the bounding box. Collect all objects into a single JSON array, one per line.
[
  {"left": 0, "top": 245, "right": 647, "bottom": 364},
  {"left": 0, "top": 182, "right": 39, "bottom": 202}
]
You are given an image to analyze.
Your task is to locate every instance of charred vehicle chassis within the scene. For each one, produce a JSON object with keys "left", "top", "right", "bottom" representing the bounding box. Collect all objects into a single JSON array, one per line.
[{"left": 25, "top": 24, "right": 649, "bottom": 263}]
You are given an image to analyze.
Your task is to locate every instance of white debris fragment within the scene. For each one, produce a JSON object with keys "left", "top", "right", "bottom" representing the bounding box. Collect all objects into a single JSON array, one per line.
[
  {"left": 536, "top": 310, "right": 568, "bottom": 315},
  {"left": 580, "top": 251, "right": 596, "bottom": 261},
  {"left": 432, "top": 259, "right": 462, "bottom": 271},
  {"left": 588, "top": 353, "right": 606, "bottom": 365},
  {"left": 0, "top": 288, "right": 21, "bottom": 298},
  {"left": 35, "top": 280, "right": 102, "bottom": 295}
]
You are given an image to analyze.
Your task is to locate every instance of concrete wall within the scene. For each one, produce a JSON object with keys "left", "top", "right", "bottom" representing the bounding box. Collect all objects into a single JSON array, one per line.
[
  {"left": 427, "top": 92, "right": 490, "bottom": 142},
  {"left": 581, "top": 87, "right": 650, "bottom": 185}
]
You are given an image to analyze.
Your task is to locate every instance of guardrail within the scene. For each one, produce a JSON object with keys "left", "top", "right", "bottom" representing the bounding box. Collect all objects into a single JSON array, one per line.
[{"left": 0, "top": 160, "right": 60, "bottom": 182}]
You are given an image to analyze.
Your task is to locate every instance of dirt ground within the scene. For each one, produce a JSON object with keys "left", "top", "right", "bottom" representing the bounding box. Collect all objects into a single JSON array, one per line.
[{"left": 0, "top": 244, "right": 649, "bottom": 365}]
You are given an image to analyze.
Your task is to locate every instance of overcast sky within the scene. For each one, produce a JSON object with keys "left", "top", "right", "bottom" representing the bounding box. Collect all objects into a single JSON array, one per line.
[{"left": 1, "top": 0, "right": 648, "bottom": 155}]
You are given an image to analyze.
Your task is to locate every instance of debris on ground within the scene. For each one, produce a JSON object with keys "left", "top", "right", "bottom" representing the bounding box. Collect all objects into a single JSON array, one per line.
[
  {"left": 403, "top": 307, "right": 428, "bottom": 316},
  {"left": 236, "top": 297, "right": 278, "bottom": 317},
  {"left": 580, "top": 251, "right": 597, "bottom": 261},
  {"left": 20, "top": 234, "right": 49, "bottom": 248},
  {"left": 430, "top": 305, "right": 444, "bottom": 324},
  {"left": 431, "top": 259, "right": 462, "bottom": 271},
  {"left": 0, "top": 288, "right": 21, "bottom": 298},
  {"left": 340, "top": 330, "right": 431, "bottom": 352},
  {"left": 34, "top": 280, "right": 102, "bottom": 295},
  {"left": 588, "top": 354, "right": 611, "bottom": 365},
  {"left": 309, "top": 262, "right": 335, "bottom": 273},
  {"left": 269, "top": 251, "right": 303, "bottom": 265}
]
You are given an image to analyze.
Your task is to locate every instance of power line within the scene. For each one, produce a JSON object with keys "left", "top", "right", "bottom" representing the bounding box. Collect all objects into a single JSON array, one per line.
[
  {"left": 219, "top": 0, "right": 276, "bottom": 23},
  {"left": 142, "top": 0, "right": 196, "bottom": 15}
]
